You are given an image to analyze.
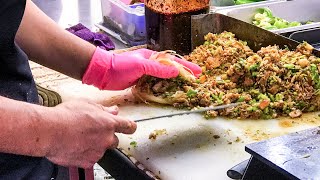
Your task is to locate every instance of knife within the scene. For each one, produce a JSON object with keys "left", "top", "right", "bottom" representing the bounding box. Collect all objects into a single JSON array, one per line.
[{"left": 134, "top": 102, "right": 241, "bottom": 122}]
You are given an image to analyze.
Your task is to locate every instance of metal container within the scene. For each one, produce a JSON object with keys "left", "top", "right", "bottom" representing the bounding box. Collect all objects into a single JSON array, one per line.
[
  {"left": 215, "top": 0, "right": 320, "bottom": 35},
  {"left": 210, "top": 0, "right": 283, "bottom": 11},
  {"left": 99, "top": 0, "right": 146, "bottom": 46},
  {"left": 145, "top": 0, "right": 210, "bottom": 55},
  {"left": 289, "top": 28, "right": 320, "bottom": 50}
]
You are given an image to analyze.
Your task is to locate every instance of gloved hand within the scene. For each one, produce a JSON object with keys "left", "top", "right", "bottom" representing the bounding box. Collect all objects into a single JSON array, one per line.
[{"left": 82, "top": 47, "right": 202, "bottom": 90}]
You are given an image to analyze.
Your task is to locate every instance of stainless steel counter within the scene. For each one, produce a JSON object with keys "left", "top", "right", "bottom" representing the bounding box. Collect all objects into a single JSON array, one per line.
[{"left": 33, "top": 0, "right": 127, "bottom": 49}]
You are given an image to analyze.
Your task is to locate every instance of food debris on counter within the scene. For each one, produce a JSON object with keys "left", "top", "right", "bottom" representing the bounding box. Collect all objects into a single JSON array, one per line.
[
  {"left": 279, "top": 112, "right": 320, "bottom": 128},
  {"left": 149, "top": 129, "right": 168, "bottom": 140},
  {"left": 301, "top": 154, "right": 311, "bottom": 159},
  {"left": 244, "top": 129, "right": 274, "bottom": 141},
  {"left": 235, "top": 136, "right": 241, "bottom": 142},
  {"left": 213, "top": 135, "right": 220, "bottom": 139},
  {"left": 279, "top": 119, "right": 295, "bottom": 128},
  {"left": 226, "top": 129, "right": 231, "bottom": 135},
  {"left": 130, "top": 141, "right": 138, "bottom": 148}
]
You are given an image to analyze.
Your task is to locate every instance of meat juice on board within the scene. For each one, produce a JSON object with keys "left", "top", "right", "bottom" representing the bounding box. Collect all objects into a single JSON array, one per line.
[{"left": 145, "top": 0, "right": 209, "bottom": 55}]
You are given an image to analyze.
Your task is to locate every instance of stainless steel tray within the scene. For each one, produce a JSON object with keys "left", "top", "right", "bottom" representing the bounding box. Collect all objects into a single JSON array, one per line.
[
  {"left": 289, "top": 28, "right": 320, "bottom": 50},
  {"left": 215, "top": 0, "right": 320, "bottom": 35}
]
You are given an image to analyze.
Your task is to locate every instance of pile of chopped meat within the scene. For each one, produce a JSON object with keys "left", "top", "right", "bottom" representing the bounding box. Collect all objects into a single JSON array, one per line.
[{"left": 138, "top": 31, "right": 320, "bottom": 119}]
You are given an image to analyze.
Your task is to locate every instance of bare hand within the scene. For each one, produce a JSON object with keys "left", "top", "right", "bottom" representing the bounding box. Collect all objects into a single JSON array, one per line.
[{"left": 45, "top": 100, "right": 136, "bottom": 168}]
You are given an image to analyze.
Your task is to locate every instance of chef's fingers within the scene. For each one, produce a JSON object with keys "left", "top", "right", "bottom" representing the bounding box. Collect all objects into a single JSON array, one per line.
[
  {"left": 104, "top": 105, "right": 119, "bottom": 115},
  {"left": 113, "top": 116, "right": 137, "bottom": 134},
  {"left": 173, "top": 56, "right": 202, "bottom": 77},
  {"left": 109, "top": 135, "right": 119, "bottom": 149},
  {"left": 120, "top": 48, "right": 155, "bottom": 59}
]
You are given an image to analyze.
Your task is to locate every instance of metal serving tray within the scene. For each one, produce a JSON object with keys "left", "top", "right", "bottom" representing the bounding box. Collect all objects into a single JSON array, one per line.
[
  {"left": 289, "top": 28, "right": 320, "bottom": 50},
  {"left": 215, "top": 0, "right": 320, "bottom": 35}
]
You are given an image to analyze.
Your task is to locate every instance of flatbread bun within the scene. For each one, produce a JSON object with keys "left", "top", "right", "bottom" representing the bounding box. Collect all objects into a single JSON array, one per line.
[{"left": 132, "top": 50, "right": 195, "bottom": 104}]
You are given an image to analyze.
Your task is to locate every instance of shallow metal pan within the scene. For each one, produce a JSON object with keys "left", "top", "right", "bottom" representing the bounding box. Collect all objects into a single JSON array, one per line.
[{"left": 289, "top": 28, "right": 320, "bottom": 50}]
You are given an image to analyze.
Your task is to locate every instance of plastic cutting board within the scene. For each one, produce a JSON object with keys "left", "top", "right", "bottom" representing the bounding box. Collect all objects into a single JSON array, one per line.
[{"left": 31, "top": 62, "right": 320, "bottom": 180}]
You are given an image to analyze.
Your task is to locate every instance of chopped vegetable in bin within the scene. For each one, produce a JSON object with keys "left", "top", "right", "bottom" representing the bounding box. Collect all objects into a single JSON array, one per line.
[
  {"left": 234, "top": 0, "right": 265, "bottom": 5},
  {"left": 252, "top": 8, "right": 308, "bottom": 30},
  {"left": 211, "top": 0, "right": 266, "bottom": 6}
]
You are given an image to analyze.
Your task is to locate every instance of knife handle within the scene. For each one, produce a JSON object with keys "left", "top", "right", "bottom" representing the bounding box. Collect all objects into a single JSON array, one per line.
[
  {"left": 98, "top": 149, "right": 153, "bottom": 180},
  {"left": 227, "top": 159, "right": 250, "bottom": 179}
]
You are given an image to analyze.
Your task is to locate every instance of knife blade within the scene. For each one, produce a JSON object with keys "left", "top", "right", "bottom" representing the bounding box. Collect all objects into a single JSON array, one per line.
[{"left": 134, "top": 103, "right": 241, "bottom": 122}]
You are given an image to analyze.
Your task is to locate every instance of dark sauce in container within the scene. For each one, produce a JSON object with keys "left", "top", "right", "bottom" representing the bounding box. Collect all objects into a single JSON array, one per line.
[{"left": 145, "top": 1, "right": 209, "bottom": 55}]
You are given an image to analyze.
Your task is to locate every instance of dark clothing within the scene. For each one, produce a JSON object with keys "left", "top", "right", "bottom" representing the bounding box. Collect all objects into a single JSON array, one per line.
[{"left": 0, "top": 0, "right": 55, "bottom": 179}]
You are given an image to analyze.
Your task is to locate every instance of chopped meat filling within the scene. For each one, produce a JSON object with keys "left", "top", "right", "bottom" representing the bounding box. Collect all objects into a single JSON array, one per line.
[{"left": 136, "top": 31, "right": 320, "bottom": 119}]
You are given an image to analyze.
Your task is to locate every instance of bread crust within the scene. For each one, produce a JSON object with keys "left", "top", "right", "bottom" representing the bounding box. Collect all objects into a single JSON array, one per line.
[
  {"left": 131, "top": 85, "right": 173, "bottom": 104},
  {"left": 132, "top": 51, "right": 194, "bottom": 104}
]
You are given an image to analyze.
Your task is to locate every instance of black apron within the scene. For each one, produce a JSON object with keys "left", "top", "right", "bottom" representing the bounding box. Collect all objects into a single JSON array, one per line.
[{"left": 0, "top": 0, "right": 55, "bottom": 179}]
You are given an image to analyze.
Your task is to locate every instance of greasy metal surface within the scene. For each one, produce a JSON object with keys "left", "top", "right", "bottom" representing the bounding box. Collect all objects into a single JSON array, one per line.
[
  {"left": 289, "top": 28, "right": 320, "bottom": 50},
  {"left": 227, "top": 159, "right": 250, "bottom": 179},
  {"left": 242, "top": 157, "right": 291, "bottom": 180},
  {"left": 191, "top": 13, "right": 320, "bottom": 57},
  {"left": 215, "top": 0, "right": 320, "bottom": 34},
  {"left": 245, "top": 127, "right": 320, "bottom": 180}
]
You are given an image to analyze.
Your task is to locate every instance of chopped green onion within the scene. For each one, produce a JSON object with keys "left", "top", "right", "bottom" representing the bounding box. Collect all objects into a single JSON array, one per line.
[
  {"left": 130, "top": 141, "right": 137, "bottom": 148},
  {"left": 310, "top": 64, "right": 320, "bottom": 89},
  {"left": 237, "top": 96, "right": 246, "bottom": 102},
  {"left": 283, "top": 64, "right": 295, "bottom": 69},
  {"left": 249, "top": 63, "right": 259, "bottom": 71},
  {"left": 258, "top": 93, "right": 269, "bottom": 100},
  {"left": 275, "top": 94, "right": 284, "bottom": 101},
  {"left": 187, "top": 89, "right": 197, "bottom": 98}
]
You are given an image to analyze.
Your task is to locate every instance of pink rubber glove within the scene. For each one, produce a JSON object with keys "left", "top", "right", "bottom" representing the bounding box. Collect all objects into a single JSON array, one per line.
[{"left": 82, "top": 47, "right": 202, "bottom": 90}]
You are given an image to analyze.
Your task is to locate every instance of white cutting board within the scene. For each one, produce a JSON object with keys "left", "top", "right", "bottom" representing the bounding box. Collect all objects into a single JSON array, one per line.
[
  {"left": 31, "top": 62, "right": 320, "bottom": 180},
  {"left": 116, "top": 105, "right": 320, "bottom": 180}
]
